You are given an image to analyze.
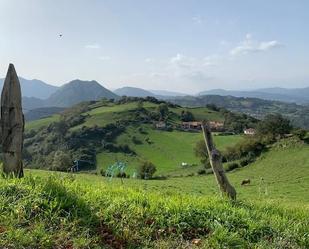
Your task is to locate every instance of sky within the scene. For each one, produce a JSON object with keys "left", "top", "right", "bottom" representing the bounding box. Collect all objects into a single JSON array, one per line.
[{"left": 0, "top": 0, "right": 308, "bottom": 93}]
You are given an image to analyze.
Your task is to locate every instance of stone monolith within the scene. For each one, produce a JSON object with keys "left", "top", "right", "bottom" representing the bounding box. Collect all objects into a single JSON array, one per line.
[{"left": 0, "top": 64, "right": 24, "bottom": 177}]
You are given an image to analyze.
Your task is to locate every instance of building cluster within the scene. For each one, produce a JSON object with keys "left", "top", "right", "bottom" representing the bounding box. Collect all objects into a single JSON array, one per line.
[{"left": 154, "top": 120, "right": 256, "bottom": 135}]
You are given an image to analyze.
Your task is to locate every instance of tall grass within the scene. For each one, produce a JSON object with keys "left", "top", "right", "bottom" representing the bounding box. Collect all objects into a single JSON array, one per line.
[{"left": 0, "top": 174, "right": 308, "bottom": 248}]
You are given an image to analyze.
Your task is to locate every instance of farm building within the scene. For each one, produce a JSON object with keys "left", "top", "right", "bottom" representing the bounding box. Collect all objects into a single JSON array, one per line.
[
  {"left": 181, "top": 121, "right": 224, "bottom": 131},
  {"left": 154, "top": 121, "right": 167, "bottom": 129},
  {"left": 208, "top": 121, "right": 225, "bottom": 131},
  {"left": 181, "top": 121, "right": 202, "bottom": 130},
  {"left": 244, "top": 128, "right": 256, "bottom": 135}
]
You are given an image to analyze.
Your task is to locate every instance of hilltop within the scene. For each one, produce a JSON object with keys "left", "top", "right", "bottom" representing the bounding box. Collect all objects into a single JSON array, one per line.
[
  {"left": 24, "top": 97, "right": 256, "bottom": 175},
  {"left": 114, "top": 87, "right": 155, "bottom": 97},
  {"left": 45, "top": 80, "right": 118, "bottom": 107}
]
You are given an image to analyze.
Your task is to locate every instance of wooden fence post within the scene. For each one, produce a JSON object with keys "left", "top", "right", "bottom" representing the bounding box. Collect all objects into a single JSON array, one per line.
[{"left": 201, "top": 120, "right": 236, "bottom": 200}]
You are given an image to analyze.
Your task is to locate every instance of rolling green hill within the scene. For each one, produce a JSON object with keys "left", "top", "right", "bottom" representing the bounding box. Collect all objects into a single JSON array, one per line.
[
  {"left": 96, "top": 125, "right": 243, "bottom": 175},
  {"left": 24, "top": 98, "right": 252, "bottom": 174}
]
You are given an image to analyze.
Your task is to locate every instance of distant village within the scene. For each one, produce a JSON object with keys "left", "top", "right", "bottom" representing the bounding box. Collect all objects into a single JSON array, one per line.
[{"left": 154, "top": 121, "right": 256, "bottom": 135}]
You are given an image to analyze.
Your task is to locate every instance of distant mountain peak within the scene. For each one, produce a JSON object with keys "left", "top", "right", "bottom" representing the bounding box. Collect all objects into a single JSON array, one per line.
[
  {"left": 46, "top": 79, "right": 118, "bottom": 107},
  {"left": 114, "top": 86, "right": 155, "bottom": 97}
]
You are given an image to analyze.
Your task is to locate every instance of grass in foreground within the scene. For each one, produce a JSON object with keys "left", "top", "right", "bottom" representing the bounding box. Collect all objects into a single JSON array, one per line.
[{"left": 0, "top": 175, "right": 308, "bottom": 249}]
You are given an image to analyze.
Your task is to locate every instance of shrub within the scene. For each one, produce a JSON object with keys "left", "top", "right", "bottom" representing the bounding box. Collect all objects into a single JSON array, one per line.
[
  {"left": 223, "top": 137, "right": 265, "bottom": 161},
  {"left": 197, "top": 169, "right": 206, "bottom": 175},
  {"left": 226, "top": 162, "right": 240, "bottom": 171},
  {"left": 137, "top": 161, "right": 157, "bottom": 179},
  {"left": 50, "top": 151, "right": 72, "bottom": 171},
  {"left": 132, "top": 136, "right": 142, "bottom": 144},
  {"left": 240, "top": 158, "right": 249, "bottom": 167},
  {"left": 257, "top": 114, "right": 292, "bottom": 138},
  {"left": 194, "top": 140, "right": 211, "bottom": 169},
  {"left": 180, "top": 110, "right": 195, "bottom": 122},
  {"left": 292, "top": 129, "right": 307, "bottom": 140}
]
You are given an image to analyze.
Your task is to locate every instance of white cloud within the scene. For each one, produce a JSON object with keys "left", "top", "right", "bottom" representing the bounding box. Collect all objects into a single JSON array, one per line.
[
  {"left": 168, "top": 53, "right": 217, "bottom": 82},
  {"left": 99, "top": 56, "right": 110, "bottom": 61},
  {"left": 85, "top": 43, "right": 101, "bottom": 49},
  {"left": 259, "top": 40, "right": 281, "bottom": 51},
  {"left": 220, "top": 40, "right": 229, "bottom": 46},
  {"left": 145, "top": 58, "right": 154, "bottom": 63},
  {"left": 230, "top": 33, "right": 282, "bottom": 56},
  {"left": 192, "top": 16, "right": 204, "bottom": 25}
]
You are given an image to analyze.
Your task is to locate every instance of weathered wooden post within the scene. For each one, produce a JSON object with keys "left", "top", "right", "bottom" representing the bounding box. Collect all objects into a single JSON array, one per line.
[
  {"left": 0, "top": 64, "right": 24, "bottom": 178},
  {"left": 201, "top": 120, "right": 236, "bottom": 200}
]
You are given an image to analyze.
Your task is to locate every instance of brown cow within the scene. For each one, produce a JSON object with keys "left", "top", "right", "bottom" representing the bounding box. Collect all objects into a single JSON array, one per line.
[{"left": 241, "top": 179, "right": 251, "bottom": 186}]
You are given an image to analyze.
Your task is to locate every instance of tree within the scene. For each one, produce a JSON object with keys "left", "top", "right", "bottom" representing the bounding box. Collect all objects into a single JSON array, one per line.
[
  {"left": 137, "top": 161, "right": 157, "bottom": 179},
  {"left": 137, "top": 101, "right": 144, "bottom": 111},
  {"left": 51, "top": 151, "right": 72, "bottom": 171},
  {"left": 257, "top": 114, "right": 292, "bottom": 138},
  {"left": 292, "top": 128, "right": 307, "bottom": 140},
  {"left": 201, "top": 121, "right": 236, "bottom": 200},
  {"left": 194, "top": 140, "right": 211, "bottom": 168},
  {"left": 180, "top": 110, "right": 195, "bottom": 122},
  {"left": 157, "top": 104, "right": 169, "bottom": 120}
]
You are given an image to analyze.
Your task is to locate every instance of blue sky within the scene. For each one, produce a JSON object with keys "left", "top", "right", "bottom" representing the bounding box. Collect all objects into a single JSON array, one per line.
[{"left": 0, "top": 0, "right": 308, "bottom": 93}]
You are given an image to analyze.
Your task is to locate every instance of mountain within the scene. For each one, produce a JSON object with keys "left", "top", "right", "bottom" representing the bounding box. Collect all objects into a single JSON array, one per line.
[
  {"left": 24, "top": 107, "right": 66, "bottom": 121},
  {"left": 169, "top": 95, "right": 309, "bottom": 129},
  {"left": 199, "top": 87, "right": 309, "bottom": 104},
  {"left": 149, "top": 89, "right": 187, "bottom": 97},
  {"left": 22, "top": 96, "right": 46, "bottom": 111},
  {"left": 0, "top": 77, "right": 58, "bottom": 99},
  {"left": 114, "top": 87, "right": 188, "bottom": 99},
  {"left": 46, "top": 80, "right": 118, "bottom": 107},
  {"left": 114, "top": 87, "right": 155, "bottom": 97}
]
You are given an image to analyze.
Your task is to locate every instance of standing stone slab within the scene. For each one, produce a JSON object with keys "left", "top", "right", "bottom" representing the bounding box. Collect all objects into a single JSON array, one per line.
[{"left": 0, "top": 64, "right": 24, "bottom": 177}]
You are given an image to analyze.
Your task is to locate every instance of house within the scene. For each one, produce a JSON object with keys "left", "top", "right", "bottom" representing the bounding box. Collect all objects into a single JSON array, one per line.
[
  {"left": 181, "top": 121, "right": 202, "bottom": 130},
  {"left": 208, "top": 121, "right": 225, "bottom": 131},
  {"left": 244, "top": 128, "right": 256, "bottom": 135},
  {"left": 154, "top": 121, "right": 167, "bottom": 129},
  {"left": 181, "top": 121, "right": 225, "bottom": 131}
]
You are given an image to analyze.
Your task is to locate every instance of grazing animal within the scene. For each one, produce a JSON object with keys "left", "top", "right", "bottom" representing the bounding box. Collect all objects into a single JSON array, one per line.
[{"left": 241, "top": 179, "right": 251, "bottom": 186}]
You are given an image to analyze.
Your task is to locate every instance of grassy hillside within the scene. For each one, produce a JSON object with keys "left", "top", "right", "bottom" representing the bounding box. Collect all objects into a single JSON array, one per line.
[
  {"left": 25, "top": 98, "right": 252, "bottom": 174},
  {"left": 97, "top": 125, "right": 243, "bottom": 175},
  {"left": 25, "top": 114, "right": 60, "bottom": 130},
  {"left": 0, "top": 172, "right": 308, "bottom": 248},
  {"left": 34, "top": 138, "right": 309, "bottom": 204}
]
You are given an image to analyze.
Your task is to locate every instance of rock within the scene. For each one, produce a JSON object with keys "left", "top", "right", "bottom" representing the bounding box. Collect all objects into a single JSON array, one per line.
[{"left": 0, "top": 64, "right": 24, "bottom": 177}]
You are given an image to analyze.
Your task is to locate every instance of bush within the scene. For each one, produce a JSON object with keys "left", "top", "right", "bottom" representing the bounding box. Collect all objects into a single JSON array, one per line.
[
  {"left": 257, "top": 114, "right": 292, "bottom": 138},
  {"left": 137, "top": 161, "right": 157, "bottom": 179},
  {"left": 223, "top": 137, "right": 265, "bottom": 161},
  {"left": 226, "top": 162, "right": 240, "bottom": 171},
  {"left": 292, "top": 129, "right": 307, "bottom": 140},
  {"left": 240, "top": 158, "right": 249, "bottom": 167},
  {"left": 50, "top": 151, "right": 72, "bottom": 171},
  {"left": 180, "top": 110, "right": 195, "bottom": 122},
  {"left": 197, "top": 169, "right": 206, "bottom": 175},
  {"left": 132, "top": 136, "right": 142, "bottom": 144},
  {"left": 194, "top": 140, "right": 211, "bottom": 169}
]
